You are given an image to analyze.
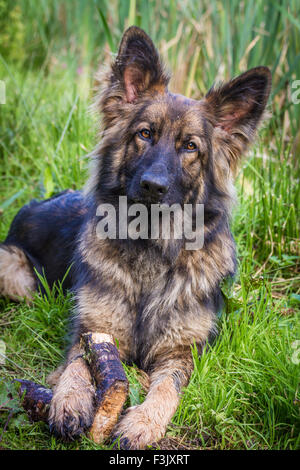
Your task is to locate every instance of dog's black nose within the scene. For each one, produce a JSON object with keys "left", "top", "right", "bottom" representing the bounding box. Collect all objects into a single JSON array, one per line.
[{"left": 140, "top": 172, "right": 169, "bottom": 200}]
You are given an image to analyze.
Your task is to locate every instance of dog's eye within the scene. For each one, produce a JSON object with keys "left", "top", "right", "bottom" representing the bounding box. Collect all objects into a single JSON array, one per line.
[
  {"left": 185, "top": 141, "right": 197, "bottom": 151},
  {"left": 139, "top": 129, "right": 151, "bottom": 140}
]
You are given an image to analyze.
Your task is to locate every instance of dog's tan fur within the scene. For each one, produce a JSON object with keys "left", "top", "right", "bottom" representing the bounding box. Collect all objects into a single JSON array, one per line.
[
  {"left": 0, "top": 245, "right": 35, "bottom": 301},
  {"left": 48, "top": 344, "right": 95, "bottom": 437},
  {"left": 115, "top": 375, "right": 183, "bottom": 449}
]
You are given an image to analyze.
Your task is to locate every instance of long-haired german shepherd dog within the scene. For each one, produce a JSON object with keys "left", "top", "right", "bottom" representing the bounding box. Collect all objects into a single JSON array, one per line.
[{"left": 0, "top": 27, "right": 271, "bottom": 449}]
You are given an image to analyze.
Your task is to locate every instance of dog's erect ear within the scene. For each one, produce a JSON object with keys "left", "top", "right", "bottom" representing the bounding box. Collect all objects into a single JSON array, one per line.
[
  {"left": 112, "top": 26, "right": 169, "bottom": 103},
  {"left": 206, "top": 66, "right": 271, "bottom": 134},
  {"left": 205, "top": 67, "right": 271, "bottom": 168}
]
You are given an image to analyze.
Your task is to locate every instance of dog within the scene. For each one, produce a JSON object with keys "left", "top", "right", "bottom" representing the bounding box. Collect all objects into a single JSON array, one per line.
[{"left": 0, "top": 26, "right": 271, "bottom": 449}]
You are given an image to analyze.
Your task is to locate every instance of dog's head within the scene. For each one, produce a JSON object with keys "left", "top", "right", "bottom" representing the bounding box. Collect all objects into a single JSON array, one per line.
[
  {"left": 92, "top": 27, "right": 271, "bottom": 208},
  {"left": 89, "top": 27, "right": 271, "bottom": 256}
]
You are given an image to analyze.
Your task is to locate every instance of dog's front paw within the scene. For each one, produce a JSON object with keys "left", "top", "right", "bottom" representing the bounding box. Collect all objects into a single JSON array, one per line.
[
  {"left": 113, "top": 405, "right": 166, "bottom": 450},
  {"left": 48, "top": 372, "right": 96, "bottom": 439},
  {"left": 49, "top": 387, "right": 95, "bottom": 439}
]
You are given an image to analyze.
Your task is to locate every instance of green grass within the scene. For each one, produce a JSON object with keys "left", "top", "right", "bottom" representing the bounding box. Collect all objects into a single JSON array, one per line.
[{"left": 0, "top": 0, "right": 299, "bottom": 450}]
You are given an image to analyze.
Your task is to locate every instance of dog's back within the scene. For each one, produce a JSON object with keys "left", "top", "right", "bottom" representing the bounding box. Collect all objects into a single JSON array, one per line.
[{"left": 0, "top": 190, "right": 90, "bottom": 298}]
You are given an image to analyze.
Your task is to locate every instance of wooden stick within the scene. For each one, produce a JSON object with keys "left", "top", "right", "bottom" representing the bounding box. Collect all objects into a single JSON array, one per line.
[
  {"left": 13, "top": 332, "right": 128, "bottom": 444},
  {"left": 14, "top": 379, "right": 53, "bottom": 423},
  {"left": 81, "top": 332, "right": 129, "bottom": 444}
]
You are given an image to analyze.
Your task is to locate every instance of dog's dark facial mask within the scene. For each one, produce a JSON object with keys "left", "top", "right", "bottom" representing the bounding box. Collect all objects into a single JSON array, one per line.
[
  {"left": 94, "top": 26, "right": 271, "bottom": 246},
  {"left": 125, "top": 99, "right": 208, "bottom": 207}
]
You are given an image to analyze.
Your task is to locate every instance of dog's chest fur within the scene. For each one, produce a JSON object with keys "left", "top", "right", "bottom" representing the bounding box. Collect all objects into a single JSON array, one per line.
[{"left": 75, "top": 218, "right": 235, "bottom": 367}]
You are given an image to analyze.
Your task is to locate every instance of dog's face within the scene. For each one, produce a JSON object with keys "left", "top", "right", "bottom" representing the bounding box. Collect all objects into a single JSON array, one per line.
[
  {"left": 125, "top": 95, "right": 211, "bottom": 207},
  {"left": 94, "top": 26, "right": 271, "bottom": 215}
]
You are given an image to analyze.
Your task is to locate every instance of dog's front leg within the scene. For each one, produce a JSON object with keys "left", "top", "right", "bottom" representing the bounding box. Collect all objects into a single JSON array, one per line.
[
  {"left": 114, "top": 352, "right": 193, "bottom": 449},
  {"left": 48, "top": 342, "right": 96, "bottom": 439}
]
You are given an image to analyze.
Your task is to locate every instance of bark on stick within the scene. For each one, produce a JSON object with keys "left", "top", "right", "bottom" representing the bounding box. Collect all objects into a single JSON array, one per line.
[
  {"left": 15, "top": 379, "right": 53, "bottom": 423},
  {"left": 14, "top": 332, "right": 128, "bottom": 444},
  {"left": 81, "top": 332, "right": 129, "bottom": 444}
]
